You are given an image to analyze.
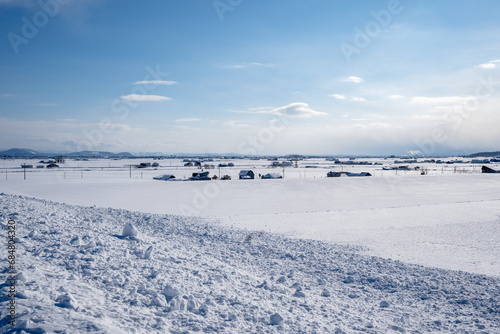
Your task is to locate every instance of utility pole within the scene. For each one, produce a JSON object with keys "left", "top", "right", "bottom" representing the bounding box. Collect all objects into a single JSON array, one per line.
[{"left": 23, "top": 166, "right": 26, "bottom": 180}]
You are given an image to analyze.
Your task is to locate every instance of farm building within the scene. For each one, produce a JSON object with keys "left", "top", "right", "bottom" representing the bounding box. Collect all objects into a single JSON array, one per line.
[
  {"left": 482, "top": 166, "right": 500, "bottom": 173},
  {"left": 153, "top": 174, "right": 176, "bottom": 180},
  {"left": 261, "top": 173, "right": 282, "bottom": 179},
  {"left": 189, "top": 171, "right": 211, "bottom": 181},
  {"left": 327, "top": 171, "right": 342, "bottom": 177},
  {"left": 239, "top": 170, "right": 255, "bottom": 179},
  {"left": 327, "top": 171, "right": 371, "bottom": 177},
  {"left": 347, "top": 172, "right": 372, "bottom": 177},
  {"left": 271, "top": 161, "right": 293, "bottom": 167}
]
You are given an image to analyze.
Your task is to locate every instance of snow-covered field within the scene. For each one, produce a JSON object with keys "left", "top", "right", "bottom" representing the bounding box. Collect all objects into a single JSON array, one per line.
[
  {"left": 1, "top": 194, "right": 499, "bottom": 333},
  {"left": 1, "top": 158, "right": 500, "bottom": 332}
]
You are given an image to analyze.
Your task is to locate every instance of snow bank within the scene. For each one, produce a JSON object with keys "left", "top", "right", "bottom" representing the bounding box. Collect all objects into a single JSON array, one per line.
[{"left": 0, "top": 194, "right": 499, "bottom": 333}]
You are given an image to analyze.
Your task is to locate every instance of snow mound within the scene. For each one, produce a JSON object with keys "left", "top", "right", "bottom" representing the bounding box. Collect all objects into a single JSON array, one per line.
[
  {"left": 0, "top": 194, "right": 499, "bottom": 333},
  {"left": 122, "top": 222, "right": 138, "bottom": 237},
  {"left": 55, "top": 292, "right": 79, "bottom": 310}
]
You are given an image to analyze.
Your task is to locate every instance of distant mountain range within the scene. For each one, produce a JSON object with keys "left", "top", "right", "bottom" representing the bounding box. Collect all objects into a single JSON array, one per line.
[
  {"left": 1, "top": 148, "right": 500, "bottom": 159},
  {"left": 0, "top": 148, "right": 41, "bottom": 157},
  {"left": 468, "top": 151, "right": 500, "bottom": 158},
  {"left": 0, "top": 148, "right": 134, "bottom": 158}
]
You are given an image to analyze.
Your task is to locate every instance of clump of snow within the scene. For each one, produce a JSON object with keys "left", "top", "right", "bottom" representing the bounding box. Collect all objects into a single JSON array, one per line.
[
  {"left": 16, "top": 272, "right": 27, "bottom": 284},
  {"left": 380, "top": 300, "right": 390, "bottom": 308},
  {"left": 270, "top": 313, "right": 284, "bottom": 326},
  {"left": 143, "top": 245, "right": 154, "bottom": 259},
  {"left": 162, "top": 284, "right": 181, "bottom": 301},
  {"left": 70, "top": 235, "right": 81, "bottom": 245},
  {"left": 122, "top": 222, "right": 138, "bottom": 237},
  {"left": 55, "top": 292, "right": 79, "bottom": 310}
]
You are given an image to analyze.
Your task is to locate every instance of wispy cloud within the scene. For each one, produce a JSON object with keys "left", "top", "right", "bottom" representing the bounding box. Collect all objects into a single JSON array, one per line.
[
  {"left": 477, "top": 60, "right": 500, "bottom": 69},
  {"left": 120, "top": 94, "right": 171, "bottom": 102},
  {"left": 224, "top": 62, "right": 268, "bottom": 69},
  {"left": 329, "top": 94, "right": 346, "bottom": 100},
  {"left": 343, "top": 76, "right": 364, "bottom": 83},
  {"left": 389, "top": 95, "right": 405, "bottom": 100},
  {"left": 175, "top": 118, "right": 201, "bottom": 122},
  {"left": 0, "top": 0, "right": 34, "bottom": 7},
  {"left": 267, "top": 102, "right": 326, "bottom": 118},
  {"left": 410, "top": 96, "right": 476, "bottom": 105},
  {"left": 174, "top": 125, "right": 199, "bottom": 130},
  {"left": 133, "top": 80, "right": 178, "bottom": 85},
  {"left": 1, "top": 93, "right": 14, "bottom": 98},
  {"left": 350, "top": 97, "right": 367, "bottom": 102},
  {"left": 223, "top": 120, "right": 251, "bottom": 128},
  {"left": 56, "top": 118, "right": 77, "bottom": 122},
  {"left": 230, "top": 102, "right": 326, "bottom": 118}
]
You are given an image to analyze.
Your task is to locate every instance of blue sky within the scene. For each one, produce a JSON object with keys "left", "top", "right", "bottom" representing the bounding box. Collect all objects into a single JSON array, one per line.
[{"left": 1, "top": 0, "right": 500, "bottom": 155}]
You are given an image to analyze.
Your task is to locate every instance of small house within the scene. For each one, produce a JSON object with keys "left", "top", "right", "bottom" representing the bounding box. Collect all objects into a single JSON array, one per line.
[
  {"left": 327, "top": 171, "right": 347, "bottom": 177},
  {"left": 261, "top": 173, "right": 282, "bottom": 179},
  {"left": 346, "top": 172, "right": 372, "bottom": 177},
  {"left": 482, "top": 166, "right": 500, "bottom": 173},
  {"left": 189, "top": 171, "right": 211, "bottom": 181},
  {"left": 239, "top": 170, "right": 255, "bottom": 179},
  {"left": 153, "top": 174, "right": 176, "bottom": 180}
]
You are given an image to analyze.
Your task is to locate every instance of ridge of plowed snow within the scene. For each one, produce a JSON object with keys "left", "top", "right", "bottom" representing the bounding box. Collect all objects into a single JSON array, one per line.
[{"left": 1, "top": 194, "right": 499, "bottom": 333}]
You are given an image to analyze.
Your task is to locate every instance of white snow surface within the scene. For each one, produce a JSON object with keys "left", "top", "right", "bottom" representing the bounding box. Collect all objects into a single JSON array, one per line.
[
  {"left": 2, "top": 163, "right": 500, "bottom": 277},
  {"left": 1, "top": 194, "right": 499, "bottom": 333},
  {"left": 1, "top": 158, "right": 500, "bottom": 332}
]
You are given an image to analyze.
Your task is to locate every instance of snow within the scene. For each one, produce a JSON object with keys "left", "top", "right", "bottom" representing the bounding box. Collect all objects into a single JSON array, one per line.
[
  {"left": 2, "top": 160, "right": 500, "bottom": 276},
  {"left": 0, "top": 194, "right": 499, "bottom": 333},
  {"left": 1, "top": 158, "right": 500, "bottom": 332}
]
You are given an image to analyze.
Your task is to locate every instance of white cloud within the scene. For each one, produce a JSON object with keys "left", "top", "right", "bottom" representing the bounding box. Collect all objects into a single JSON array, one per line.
[
  {"left": 350, "top": 97, "right": 367, "bottom": 102},
  {"left": 410, "top": 96, "right": 476, "bottom": 105},
  {"left": 477, "top": 60, "right": 500, "bottom": 69},
  {"left": 223, "top": 120, "right": 251, "bottom": 128},
  {"left": 175, "top": 118, "right": 201, "bottom": 122},
  {"left": 224, "top": 62, "right": 267, "bottom": 69},
  {"left": 478, "top": 63, "right": 497, "bottom": 69},
  {"left": 389, "top": 95, "right": 405, "bottom": 100},
  {"left": 120, "top": 94, "right": 171, "bottom": 102},
  {"left": 230, "top": 102, "right": 325, "bottom": 118},
  {"left": 343, "top": 76, "right": 364, "bottom": 83},
  {"left": 133, "top": 80, "right": 178, "bottom": 85},
  {"left": 329, "top": 94, "right": 345, "bottom": 100},
  {"left": 174, "top": 125, "right": 199, "bottom": 130},
  {"left": 0, "top": 0, "right": 34, "bottom": 7},
  {"left": 56, "top": 119, "right": 77, "bottom": 122},
  {"left": 268, "top": 102, "right": 326, "bottom": 118}
]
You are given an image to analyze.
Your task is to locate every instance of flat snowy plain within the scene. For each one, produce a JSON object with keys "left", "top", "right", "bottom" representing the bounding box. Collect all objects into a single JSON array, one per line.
[{"left": 1, "top": 158, "right": 499, "bottom": 333}]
